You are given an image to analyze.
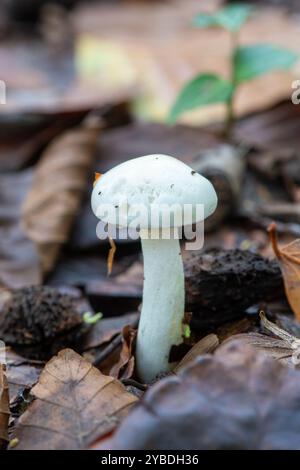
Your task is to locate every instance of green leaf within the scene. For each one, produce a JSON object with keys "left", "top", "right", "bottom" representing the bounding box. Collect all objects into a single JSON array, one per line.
[
  {"left": 193, "top": 4, "right": 253, "bottom": 32},
  {"left": 234, "top": 44, "right": 298, "bottom": 83},
  {"left": 168, "top": 74, "right": 233, "bottom": 123}
]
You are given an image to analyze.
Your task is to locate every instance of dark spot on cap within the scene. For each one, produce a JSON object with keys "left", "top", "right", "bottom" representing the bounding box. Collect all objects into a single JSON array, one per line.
[
  {"left": 170, "top": 184, "right": 174, "bottom": 189},
  {"left": 191, "top": 170, "right": 196, "bottom": 175},
  {"left": 115, "top": 205, "right": 119, "bottom": 209},
  {"left": 98, "top": 191, "right": 102, "bottom": 195}
]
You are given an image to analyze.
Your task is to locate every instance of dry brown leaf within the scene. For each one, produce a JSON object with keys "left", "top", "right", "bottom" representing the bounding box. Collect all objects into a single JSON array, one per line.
[
  {"left": 5, "top": 349, "right": 43, "bottom": 405},
  {"left": 268, "top": 222, "right": 300, "bottom": 321},
  {"left": 109, "top": 326, "right": 136, "bottom": 380},
  {"left": 107, "top": 237, "right": 117, "bottom": 276},
  {"left": 83, "top": 312, "right": 139, "bottom": 351},
  {"left": 13, "top": 349, "right": 137, "bottom": 450},
  {"left": 21, "top": 116, "right": 102, "bottom": 275},
  {"left": 0, "top": 170, "right": 41, "bottom": 289},
  {"left": 221, "top": 312, "right": 300, "bottom": 368},
  {"left": 99, "top": 340, "right": 300, "bottom": 450},
  {"left": 174, "top": 334, "right": 219, "bottom": 373},
  {"left": 0, "top": 364, "right": 9, "bottom": 449},
  {"left": 222, "top": 333, "right": 297, "bottom": 368}
]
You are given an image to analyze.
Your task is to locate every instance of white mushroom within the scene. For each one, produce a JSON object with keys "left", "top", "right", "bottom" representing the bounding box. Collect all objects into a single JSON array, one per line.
[{"left": 91, "top": 154, "right": 217, "bottom": 383}]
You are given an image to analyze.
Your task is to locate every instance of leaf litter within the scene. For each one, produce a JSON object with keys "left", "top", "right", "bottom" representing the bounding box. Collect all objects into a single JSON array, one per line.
[
  {"left": 12, "top": 349, "right": 138, "bottom": 450},
  {"left": 3, "top": 0, "right": 300, "bottom": 452},
  {"left": 98, "top": 339, "right": 300, "bottom": 450},
  {"left": 268, "top": 222, "right": 300, "bottom": 321}
]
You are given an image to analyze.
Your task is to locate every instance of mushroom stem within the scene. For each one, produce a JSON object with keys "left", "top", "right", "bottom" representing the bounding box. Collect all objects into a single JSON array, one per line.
[{"left": 136, "top": 228, "right": 184, "bottom": 383}]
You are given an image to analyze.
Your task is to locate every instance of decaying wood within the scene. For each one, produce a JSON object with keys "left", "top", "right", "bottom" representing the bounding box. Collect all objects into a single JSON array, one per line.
[
  {"left": 0, "top": 286, "right": 89, "bottom": 360},
  {"left": 184, "top": 248, "right": 284, "bottom": 330},
  {"left": 87, "top": 248, "right": 284, "bottom": 331}
]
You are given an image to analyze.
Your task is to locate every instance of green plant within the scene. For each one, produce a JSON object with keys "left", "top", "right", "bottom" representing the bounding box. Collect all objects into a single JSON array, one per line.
[{"left": 169, "top": 3, "right": 297, "bottom": 136}]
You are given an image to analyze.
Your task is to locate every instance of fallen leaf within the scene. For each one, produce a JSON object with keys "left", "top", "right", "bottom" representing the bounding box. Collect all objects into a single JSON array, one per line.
[
  {"left": 173, "top": 334, "right": 219, "bottom": 373},
  {"left": 268, "top": 222, "right": 300, "bottom": 321},
  {"left": 216, "top": 317, "right": 255, "bottom": 342},
  {"left": 13, "top": 349, "right": 137, "bottom": 450},
  {"left": 237, "top": 100, "right": 300, "bottom": 152},
  {"left": 0, "top": 364, "right": 9, "bottom": 449},
  {"left": 109, "top": 326, "right": 136, "bottom": 380},
  {"left": 276, "top": 312, "right": 300, "bottom": 338},
  {"left": 94, "top": 121, "right": 220, "bottom": 174},
  {"left": 0, "top": 111, "right": 89, "bottom": 172},
  {"left": 83, "top": 312, "right": 139, "bottom": 351},
  {"left": 85, "top": 261, "right": 143, "bottom": 316},
  {"left": 220, "top": 312, "right": 300, "bottom": 368},
  {"left": 0, "top": 34, "right": 131, "bottom": 115},
  {"left": 107, "top": 237, "right": 117, "bottom": 276},
  {"left": 5, "top": 349, "right": 43, "bottom": 406},
  {"left": 0, "top": 170, "right": 41, "bottom": 288},
  {"left": 99, "top": 339, "right": 300, "bottom": 450},
  {"left": 223, "top": 333, "right": 297, "bottom": 368},
  {"left": 21, "top": 116, "right": 102, "bottom": 275}
]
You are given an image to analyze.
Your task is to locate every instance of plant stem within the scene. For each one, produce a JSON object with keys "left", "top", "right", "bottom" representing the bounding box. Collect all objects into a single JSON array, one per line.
[{"left": 224, "top": 31, "right": 239, "bottom": 138}]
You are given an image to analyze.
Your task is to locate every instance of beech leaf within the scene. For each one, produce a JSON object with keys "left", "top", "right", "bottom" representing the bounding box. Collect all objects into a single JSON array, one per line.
[
  {"left": 21, "top": 117, "right": 102, "bottom": 275},
  {"left": 174, "top": 334, "right": 219, "bottom": 373},
  {"left": 0, "top": 170, "right": 41, "bottom": 288},
  {"left": 268, "top": 222, "right": 300, "bottom": 321},
  {"left": 100, "top": 340, "right": 300, "bottom": 450},
  {"left": 5, "top": 349, "right": 43, "bottom": 405},
  {"left": 13, "top": 349, "right": 138, "bottom": 450}
]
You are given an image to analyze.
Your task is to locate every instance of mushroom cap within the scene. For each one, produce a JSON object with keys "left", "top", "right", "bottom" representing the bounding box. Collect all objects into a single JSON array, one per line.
[{"left": 91, "top": 154, "right": 217, "bottom": 229}]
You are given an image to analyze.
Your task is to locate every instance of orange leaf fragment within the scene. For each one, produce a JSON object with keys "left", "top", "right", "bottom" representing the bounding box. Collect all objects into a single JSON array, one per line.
[
  {"left": 268, "top": 222, "right": 300, "bottom": 321},
  {"left": 93, "top": 172, "right": 102, "bottom": 187},
  {"left": 107, "top": 237, "right": 116, "bottom": 276}
]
